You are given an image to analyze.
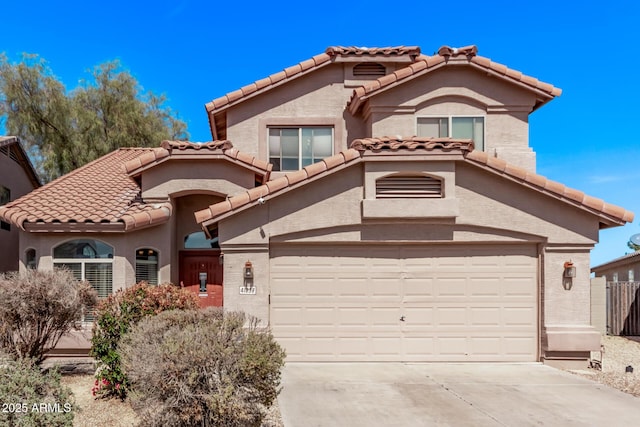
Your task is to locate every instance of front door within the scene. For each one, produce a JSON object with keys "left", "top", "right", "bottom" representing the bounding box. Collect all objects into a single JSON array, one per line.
[{"left": 179, "top": 250, "right": 223, "bottom": 308}]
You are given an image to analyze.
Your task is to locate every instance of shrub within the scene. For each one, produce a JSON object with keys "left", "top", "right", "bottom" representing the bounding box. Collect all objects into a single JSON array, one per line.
[
  {"left": 0, "top": 269, "right": 97, "bottom": 365},
  {"left": 120, "top": 308, "right": 286, "bottom": 427},
  {"left": 0, "top": 354, "right": 75, "bottom": 426},
  {"left": 90, "top": 282, "right": 199, "bottom": 399}
]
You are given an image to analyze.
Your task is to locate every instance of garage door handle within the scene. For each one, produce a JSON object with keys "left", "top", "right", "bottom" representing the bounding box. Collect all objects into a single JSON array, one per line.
[{"left": 400, "top": 316, "right": 406, "bottom": 322}]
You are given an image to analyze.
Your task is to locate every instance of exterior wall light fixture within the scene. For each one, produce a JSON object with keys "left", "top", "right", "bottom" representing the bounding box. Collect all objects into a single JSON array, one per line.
[
  {"left": 563, "top": 261, "right": 576, "bottom": 290},
  {"left": 244, "top": 261, "right": 253, "bottom": 279}
]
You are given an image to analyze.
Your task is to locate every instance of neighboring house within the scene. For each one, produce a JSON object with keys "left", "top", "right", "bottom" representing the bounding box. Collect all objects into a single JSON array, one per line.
[
  {"left": 592, "top": 251, "right": 640, "bottom": 282},
  {"left": 0, "top": 45, "right": 634, "bottom": 367},
  {"left": 0, "top": 136, "right": 41, "bottom": 272}
]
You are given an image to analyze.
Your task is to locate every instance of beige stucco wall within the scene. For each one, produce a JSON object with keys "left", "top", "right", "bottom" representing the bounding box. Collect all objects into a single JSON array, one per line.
[
  {"left": 141, "top": 160, "right": 255, "bottom": 200},
  {"left": 217, "top": 159, "right": 601, "bottom": 344},
  {"left": 0, "top": 153, "right": 38, "bottom": 272},
  {"left": 222, "top": 62, "right": 541, "bottom": 174},
  {"left": 367, "top": 68, "right": 537, "bottom": 171},
  {"left": 226, "top": 65, "right": 357, "bottom": 158},
  {"left": 19, "top": 223, "right": 174, "bottom": 292}
]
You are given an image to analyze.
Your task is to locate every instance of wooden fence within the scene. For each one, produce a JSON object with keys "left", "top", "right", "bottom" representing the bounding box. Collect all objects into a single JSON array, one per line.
[{"left": 607, "top": 281, "right": 640, "bottom": 335}]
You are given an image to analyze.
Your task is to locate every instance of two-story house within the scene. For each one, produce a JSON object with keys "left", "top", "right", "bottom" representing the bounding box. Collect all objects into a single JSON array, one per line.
[
  {"left": 0, "top": 45, "right": 633, "bottom": 367},
  {"left": 0, "top": 136, "right": 41, "bottom": 272}
]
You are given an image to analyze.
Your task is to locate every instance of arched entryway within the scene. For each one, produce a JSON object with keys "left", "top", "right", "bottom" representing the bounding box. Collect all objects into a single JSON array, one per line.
[
  {"left": 180, "top": 232, "right": 223, "bottom": 308},
  {"left": 174, "top": 193, "right": 226, "bottom": 308}
]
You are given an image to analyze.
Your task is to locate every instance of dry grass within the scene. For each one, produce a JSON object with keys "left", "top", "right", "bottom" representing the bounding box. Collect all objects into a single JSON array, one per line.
[
  {"left": 61, "top": 375, "right": 138, "bottom": 427},
  {"left": 571, "top": 335, "right": 640, "bottom": 397},
  {"left": 59, "top": 371, "right": 284, "bottom": 427}
]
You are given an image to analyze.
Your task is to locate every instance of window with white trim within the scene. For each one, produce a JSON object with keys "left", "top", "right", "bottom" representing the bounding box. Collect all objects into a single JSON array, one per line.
[
  {"left": 269, "top": 127, "right": 333, "bottom": 171},
  {"left": 417, "top": 117, "right": 484, "bottom": 150},
  {"left": 629, "top": 270, "right": 635, "bottom": 282},
  {"left": 53, "top": 239, "right": 113, "bottom": 298},
  {"left": 136, "top": 248, "right": 159, "bottom": 285}
]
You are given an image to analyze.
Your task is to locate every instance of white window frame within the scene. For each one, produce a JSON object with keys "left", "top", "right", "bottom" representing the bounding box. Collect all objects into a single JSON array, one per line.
[
  {"left": 52, "top": 239, "right": 114, "bottom": 322},
  {"left": 416, "top": 115, "right": 485, "bottom": 151},
  {"left": 268, "top": 126, "right": 334, "bottom": 171}
]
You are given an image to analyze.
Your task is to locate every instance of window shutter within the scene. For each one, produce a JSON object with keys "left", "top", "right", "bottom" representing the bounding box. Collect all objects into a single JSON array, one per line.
[{"left": 376, "top": 175, "right": 443, "bottom": 199}]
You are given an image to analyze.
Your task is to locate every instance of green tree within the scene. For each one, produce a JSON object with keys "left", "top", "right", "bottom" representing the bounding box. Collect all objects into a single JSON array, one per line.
[{"left": 0, "top": 53, "right": 188, "bottom": 181}]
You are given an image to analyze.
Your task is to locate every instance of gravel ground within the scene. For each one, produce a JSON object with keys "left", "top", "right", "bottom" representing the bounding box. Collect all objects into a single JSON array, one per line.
[{"left": 570, "top": 335, "right": 640, "bottom": 397}]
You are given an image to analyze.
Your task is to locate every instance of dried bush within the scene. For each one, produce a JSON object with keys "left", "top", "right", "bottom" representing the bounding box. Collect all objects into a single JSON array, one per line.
[
  {"left": 120, "top": 308, "right": 286, "bottom": 427},
  {"left": 0, "top": 353, "right": 75, "bottom": 426},
  {"left": 90, "top": 282, "right": 199, "bottom": 399},
  {"left": 0, "top": 269, "right": 97, "bottom": 365}
]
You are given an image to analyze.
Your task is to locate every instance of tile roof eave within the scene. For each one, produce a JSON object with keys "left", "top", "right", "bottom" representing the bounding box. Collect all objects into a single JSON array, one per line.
[
  {"left": 348, "top": 51, "right": 561, "bottom": 116},
  {"left": 195, "top": 149, "right": 363, "bottom": 230},
  {"left": 18, "top": 203, "right": 173, "bottom": 233},
  {"left": 463, "top": 151, "right": 634, "bottom": 227},
  {"left": 204, "top": 55, "right": 334, "bottom": 117},
  {"left": 124, "top": 142, "right": 272, "bottom": 182}
]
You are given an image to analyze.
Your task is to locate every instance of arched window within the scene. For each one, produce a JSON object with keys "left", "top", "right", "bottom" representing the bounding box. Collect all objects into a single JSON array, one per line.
[
  {"left": 136, "top": 248, "right": 159, "bottom": 285},
  {"left": 184, "top": 232, "right": 219, "bottom": 249},
  {"left": 53, "top": 239, "right": 113, "bottom": 300},
  {"left": 25, "top": 249, "right": 36, "bottom": 269}
]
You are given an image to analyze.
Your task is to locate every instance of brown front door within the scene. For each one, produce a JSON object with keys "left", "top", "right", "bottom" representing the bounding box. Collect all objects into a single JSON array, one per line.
[{"left": 179, "top": 250, "right": 223, "bottom": 308}]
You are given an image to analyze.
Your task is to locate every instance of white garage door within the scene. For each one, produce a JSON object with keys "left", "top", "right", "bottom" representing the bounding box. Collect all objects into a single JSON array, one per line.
[{"left": 270, "top": 244, "right": 538, "bottom": 362}]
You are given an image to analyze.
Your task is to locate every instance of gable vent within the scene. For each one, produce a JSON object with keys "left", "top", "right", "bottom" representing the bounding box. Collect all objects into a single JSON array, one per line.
[
  {"left": 353, "top": 63, "right": 387, "bottom": 77},
  {"left": 376, "top": 175, "right": 443, "bottom": 199}
]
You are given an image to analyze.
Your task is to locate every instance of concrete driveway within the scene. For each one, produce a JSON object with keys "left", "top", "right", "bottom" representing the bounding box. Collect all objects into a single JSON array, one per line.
[{"left": 277, "top": 363, "right": 640, "bottom": 426}]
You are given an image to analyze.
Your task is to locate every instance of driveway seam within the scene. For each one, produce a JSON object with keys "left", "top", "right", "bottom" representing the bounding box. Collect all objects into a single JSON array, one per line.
[{"left": 429, "top": 377, "right": 508, "bottom": 427}]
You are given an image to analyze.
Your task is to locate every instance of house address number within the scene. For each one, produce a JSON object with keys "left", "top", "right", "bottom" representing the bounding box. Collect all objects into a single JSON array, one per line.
[{"left": 239, "top": 287, "right": 257, "bottom": 295}]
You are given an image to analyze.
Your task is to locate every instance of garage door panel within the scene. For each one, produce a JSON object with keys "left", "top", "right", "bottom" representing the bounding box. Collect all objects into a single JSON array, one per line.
[{"left": 270, "top": 244, "right": 537, "bottom": 362}]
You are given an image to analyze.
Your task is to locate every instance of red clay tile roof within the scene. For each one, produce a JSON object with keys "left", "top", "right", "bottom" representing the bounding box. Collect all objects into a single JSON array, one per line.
[
  {"left": 0, "top": 136, "right": 41, "bottom": 188},
  {"left": 196, "top": 140, "right": 633, "bottom": 231},
  {"left": 0, "top": 140, "right": 275, "bottom": 232},
  {"left": 204, "top": 46, "right": 423, "bottom": 139},
  {"left": 351, "top": 136, "right": 474, "bottom": 152},
  {"left": 124, "top": 140, "right": 272, "bottom": 183},
  {"left": 348, "top": 45, "right": 562, "bottom": 115},
  {"left": 463, "top": 150, "right": 634, "bottom": 228},
  {"left": 0, "top": 148, "right": 171, "bottom": 232},
  {"left": 325, "top": 46, "right": 421, "bottom": 58},
  {"left": 194, "top": 149, "right": 363, "bottom": 229}
]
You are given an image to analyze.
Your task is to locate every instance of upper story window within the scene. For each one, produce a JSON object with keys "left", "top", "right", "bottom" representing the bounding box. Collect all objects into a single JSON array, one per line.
[
  {"left": 0, "top": 185, "right": 10, "bottom": 231},
  {"left": 269, "top": 127, "right": 333, "bottom": 171},
  {"left": 376, "top": 174, "right": 443, "bottom": 199},
  {"left": 629, "top": 270, "right": 635, "bottom": 282},
  {"left": 417, "top": 117, "right": 484, "bottom": 151},
  {"left": 136, "top": 248, "right": 159, "bottom": 285}
]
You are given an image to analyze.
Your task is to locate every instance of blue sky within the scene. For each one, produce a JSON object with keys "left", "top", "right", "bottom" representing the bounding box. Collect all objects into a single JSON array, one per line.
[{"left": 2, "top": 0, "right": 639, "bottom": 267}]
